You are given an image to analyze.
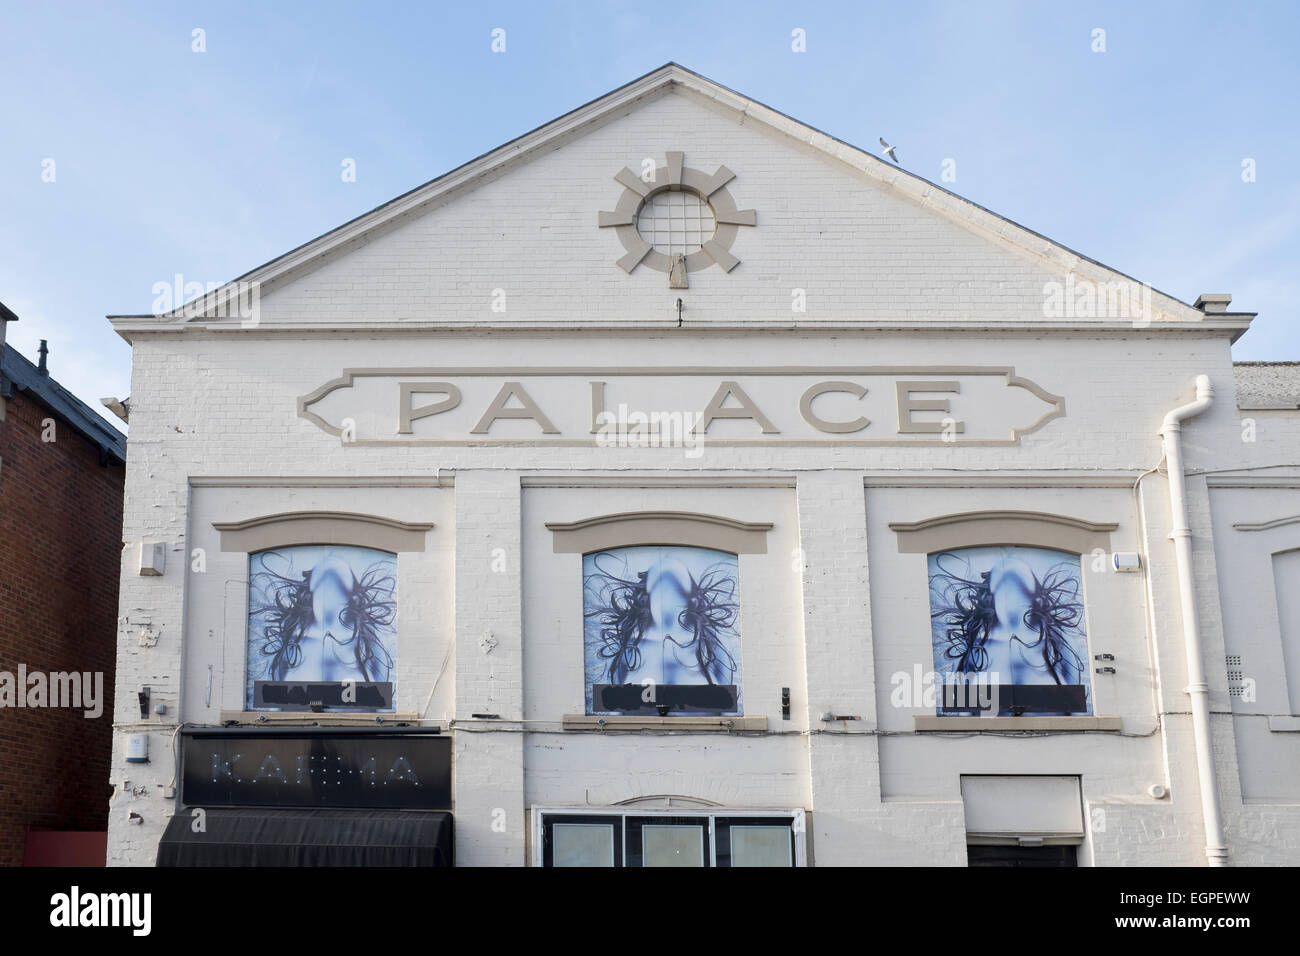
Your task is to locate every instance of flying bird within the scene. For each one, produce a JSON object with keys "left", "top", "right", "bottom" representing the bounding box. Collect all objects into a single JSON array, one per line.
[{"left": 879, "top": 137, "right": 899, "bottom": 164}]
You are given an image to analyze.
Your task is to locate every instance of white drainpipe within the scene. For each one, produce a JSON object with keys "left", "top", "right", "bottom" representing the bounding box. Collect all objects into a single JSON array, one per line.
[{"left": 1158, "top": 374, "right": 1228, "bottom": 866}]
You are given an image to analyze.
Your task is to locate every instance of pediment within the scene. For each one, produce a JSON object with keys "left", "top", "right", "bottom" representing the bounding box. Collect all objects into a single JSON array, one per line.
[{"left": 110, "top": 64, "right": 1244, "bottom": 339}]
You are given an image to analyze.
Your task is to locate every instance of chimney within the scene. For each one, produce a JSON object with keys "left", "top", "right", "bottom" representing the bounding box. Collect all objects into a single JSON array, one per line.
[
  {"left": 37, "top": 339, "right": 49, "bottom": 375},
  {"left": 0, "top": 300, "right": 15, "bottom": 353},
  {"left": 1194, "top": 293, "right": 1232, "bottom": 313}
]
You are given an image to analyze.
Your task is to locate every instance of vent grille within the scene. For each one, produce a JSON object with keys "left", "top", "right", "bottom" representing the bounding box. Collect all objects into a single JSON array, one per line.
[{"left": 1227, "top": 657, "right": 1246, "bottom": 697}]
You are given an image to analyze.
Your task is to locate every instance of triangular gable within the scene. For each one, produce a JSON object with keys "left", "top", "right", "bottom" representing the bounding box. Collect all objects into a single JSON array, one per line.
[{"left": 109, "top": 63, "right": 1250, "bottom": 336}]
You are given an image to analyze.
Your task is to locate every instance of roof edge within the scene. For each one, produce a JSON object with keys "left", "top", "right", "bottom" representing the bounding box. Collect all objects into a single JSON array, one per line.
[
  {"left": 1, "top": 344, "right": 127, "bottom": 462},
  {"left": 107, "top": 315, "right": 1255, "bottom": 340}
]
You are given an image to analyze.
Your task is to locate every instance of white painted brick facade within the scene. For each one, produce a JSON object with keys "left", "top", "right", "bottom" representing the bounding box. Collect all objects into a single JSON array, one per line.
[{"left": 105, "top": 71, "right": 1299, "bottom": 866}]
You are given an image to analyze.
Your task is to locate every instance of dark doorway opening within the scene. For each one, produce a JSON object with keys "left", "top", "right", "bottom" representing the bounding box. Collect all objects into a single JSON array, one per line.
[{"left": 967, "top": 844, "right": 1078, "bottom": 867}]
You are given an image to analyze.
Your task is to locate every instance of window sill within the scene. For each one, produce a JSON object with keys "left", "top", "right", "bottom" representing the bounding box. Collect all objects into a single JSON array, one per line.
[
  {"left": 219, "top": 710, "right": 424, "bottom": 727},
  {"left": 562, "top": 714, "right": 767, "bottom": 732},
  {"left": 1268, "top": 716, "right": 1300, "bottom": 732},
  {"left": 913, "top": 715, "right": 1122, "bottom": 732}
]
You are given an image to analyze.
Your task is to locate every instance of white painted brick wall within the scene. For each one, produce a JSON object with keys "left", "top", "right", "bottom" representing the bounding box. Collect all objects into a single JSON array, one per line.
[{"left": 104, "top": 85, "right": 1299, "bottom": 866}]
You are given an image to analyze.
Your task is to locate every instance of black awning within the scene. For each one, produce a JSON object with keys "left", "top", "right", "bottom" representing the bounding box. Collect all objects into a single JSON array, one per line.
[{"left": 156, "top": 808, "right": 453, "bottom": 867}]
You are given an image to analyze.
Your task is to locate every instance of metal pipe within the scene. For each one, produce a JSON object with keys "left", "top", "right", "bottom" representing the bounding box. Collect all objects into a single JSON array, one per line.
[{"left": 1158, "top": 374, "right": 1227, "bottom": 866}]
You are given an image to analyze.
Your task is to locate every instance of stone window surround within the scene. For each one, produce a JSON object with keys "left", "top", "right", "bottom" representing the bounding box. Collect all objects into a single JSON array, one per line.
[
  {"left": 211, "top": 509, "right": 433, "bottom": 726},
  {"left": 890, "top": 509, "right": 1122, "bottom": 732},
  {"left": 889, "top": 510, "right": 1118, "bottom": 556},
  {"left": 549, "top": 509, "right": 773, "bottom": 730},
  {"left": 546, "top": 509, "right": 773, "bottom": 555},
  {"left": 213, "top": 510, "right": 434, "bottom": 554}
]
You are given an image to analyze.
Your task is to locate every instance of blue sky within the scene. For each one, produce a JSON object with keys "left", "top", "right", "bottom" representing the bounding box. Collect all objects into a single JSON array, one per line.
[{"left": 2, "top": 1, "right": 1297, "bottom": 426}]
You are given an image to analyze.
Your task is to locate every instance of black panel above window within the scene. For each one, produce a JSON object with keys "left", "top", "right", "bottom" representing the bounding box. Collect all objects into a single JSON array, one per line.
[
  {"left": 938, "top": 682, "right": 1089, "bottom": 715},
  {"left": 254, "top": 681, "right": 393, "bottom": 710},
  {"left": 593, "top": 683, "right": 739, "bottom": 715}
]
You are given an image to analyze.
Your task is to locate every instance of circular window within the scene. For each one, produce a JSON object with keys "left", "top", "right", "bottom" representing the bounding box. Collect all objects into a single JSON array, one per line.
[{"left": 636, "top": 190, "right": 716, "bottom": 256}]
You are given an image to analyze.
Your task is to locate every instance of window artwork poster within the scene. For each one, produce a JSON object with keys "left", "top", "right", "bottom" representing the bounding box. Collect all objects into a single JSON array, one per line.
[
  {"left": 583, "top": 546, "right": 742, "bottom": 716},
  {"left": 927, "top": 545, "right": 1092, "bottom": 715},
  {"left": 246, "top": 545, "right": 398, "bottom": 711}
]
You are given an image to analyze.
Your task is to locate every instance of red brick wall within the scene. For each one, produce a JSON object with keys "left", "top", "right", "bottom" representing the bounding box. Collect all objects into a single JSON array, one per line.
[{"left": 0, "top": 390, "right": 123, "bottom": 866}]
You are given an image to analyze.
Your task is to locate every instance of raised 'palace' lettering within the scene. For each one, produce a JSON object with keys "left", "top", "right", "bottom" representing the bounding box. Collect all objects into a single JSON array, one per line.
[
  {"left": 296, "top": 367, "right": 1065, "bottom": 444},
  {"left": 470, "top": 382, "right": 560, "bottom": 434},
  {"left": 404, "top": 379, "right": 883, "bottom": 437}
]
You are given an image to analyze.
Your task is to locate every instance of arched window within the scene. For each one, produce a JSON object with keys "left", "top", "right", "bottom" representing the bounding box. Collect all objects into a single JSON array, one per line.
[
  {"left": 582, "top": 545, "right": 742, "bottom": 717},
  {"left": 891, "top": 510, "right": 1113, "bottom": 718},
  {"left": 214, "top": 510, "right": 431, "bottom": 714},
  {"left": 245, "top": 544, "right": 398, "bottom": 712},
  {"left": 927, "top": 546, "right": 1092, "bottom": 715}
]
